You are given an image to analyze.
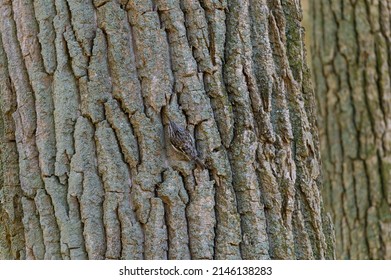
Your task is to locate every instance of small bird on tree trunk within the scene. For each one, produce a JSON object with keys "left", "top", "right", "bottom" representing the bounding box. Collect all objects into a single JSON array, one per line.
[{"left": 167, "top": 120, "right": 205, "bottom": 169}]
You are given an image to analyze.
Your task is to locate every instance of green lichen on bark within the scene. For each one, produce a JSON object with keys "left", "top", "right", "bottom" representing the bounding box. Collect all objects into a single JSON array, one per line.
[{"left": 0, "top": 34, "right": 25, "bottom": 260}]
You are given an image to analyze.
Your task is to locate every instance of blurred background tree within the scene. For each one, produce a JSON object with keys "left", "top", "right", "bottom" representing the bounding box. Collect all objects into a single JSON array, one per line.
[{"left": 308, "top": 0, "right": 391, "bottom": 259}]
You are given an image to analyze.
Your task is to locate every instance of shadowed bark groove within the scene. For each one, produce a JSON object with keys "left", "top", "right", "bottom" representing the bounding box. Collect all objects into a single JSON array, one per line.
[
  {"left": 0, "top": 0, "right": 334, "bottom": 259},
  {"left": 311, "top": 0, "right": 391, "bottom": 259}
]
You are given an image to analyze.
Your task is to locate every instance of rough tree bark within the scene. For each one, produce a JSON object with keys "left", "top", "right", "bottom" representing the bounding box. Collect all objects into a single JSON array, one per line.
[
  {"left": 311, "top": 1, "right": 391, "bottom": 259},
  {"left": 0, "top": 0, "right": 334, "bottom": 260}
]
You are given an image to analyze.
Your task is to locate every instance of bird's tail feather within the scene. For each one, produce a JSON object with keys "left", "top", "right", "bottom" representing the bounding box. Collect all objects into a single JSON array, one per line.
[{"left": 194, "top": 157, "right": 206, "bottom": 169}]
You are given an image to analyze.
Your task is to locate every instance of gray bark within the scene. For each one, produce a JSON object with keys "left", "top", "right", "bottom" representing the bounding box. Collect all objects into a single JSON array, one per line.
[{"left": 0, "top": 0, "right": 334, "bottom": 259}]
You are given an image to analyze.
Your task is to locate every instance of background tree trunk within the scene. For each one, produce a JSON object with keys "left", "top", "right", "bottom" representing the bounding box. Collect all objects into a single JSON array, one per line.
[
  {"left": 311, "top": 0, "right": 391, "bottom": 259},
  {"left": 0, "top": 0, "right": 334, "bottom": 260}
]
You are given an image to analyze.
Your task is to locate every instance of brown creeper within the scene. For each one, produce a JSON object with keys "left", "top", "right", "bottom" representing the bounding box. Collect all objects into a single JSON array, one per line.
[{"left": 168, "top": 120, "right": 205, "bottom": 169}]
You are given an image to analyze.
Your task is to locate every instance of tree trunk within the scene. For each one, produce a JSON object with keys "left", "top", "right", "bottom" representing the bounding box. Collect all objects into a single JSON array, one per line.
[
  {"left": 311, "top": 0, "right": 391, "bottom": 259},
  {"left": 0, "top": 0, "right": 334, "bottom": 260}
]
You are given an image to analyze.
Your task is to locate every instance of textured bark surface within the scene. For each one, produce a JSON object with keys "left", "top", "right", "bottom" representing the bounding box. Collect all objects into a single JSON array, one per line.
[
  {"left": 311, "top": 0, "right": 391, "bottom": 259},
  {"left": 0, "top": 0, "right": 334, "bottom": 259}
]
